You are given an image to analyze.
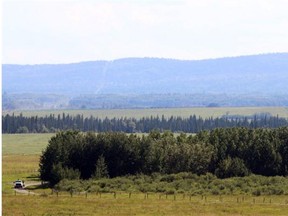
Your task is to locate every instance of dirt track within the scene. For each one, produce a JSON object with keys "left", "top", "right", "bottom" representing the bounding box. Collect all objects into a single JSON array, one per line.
[{"left": 13, "top": 181, "right": 42, "bottom": 195}]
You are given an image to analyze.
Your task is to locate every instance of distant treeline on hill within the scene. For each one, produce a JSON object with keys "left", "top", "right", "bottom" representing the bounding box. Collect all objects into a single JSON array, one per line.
[{"left": 2, "top": 113, "right": 288, "bottom": 133}]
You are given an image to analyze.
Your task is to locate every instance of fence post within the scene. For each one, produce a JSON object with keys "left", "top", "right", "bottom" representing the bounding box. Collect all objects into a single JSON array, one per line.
[
  {"left": 129, "top": 192, "right": 131, "bottom": 198},
  {"left": 86, "top": 192, "right": 88, "bottom": 199}
]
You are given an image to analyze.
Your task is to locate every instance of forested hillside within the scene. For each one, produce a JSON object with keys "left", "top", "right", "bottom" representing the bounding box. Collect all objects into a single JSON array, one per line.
[
  {"left": 3, "top": 93, "right": 288, "bottom": 110},
  {"left": 2, "top": 54, "right": 288, "bottom": 95},
  {"left": 3, "top": 53, "right": 288, "bottom": 109}
]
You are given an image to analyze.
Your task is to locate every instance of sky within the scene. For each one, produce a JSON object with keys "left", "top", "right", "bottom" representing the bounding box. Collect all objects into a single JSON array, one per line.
[{"left": 2, "top": 0, "right": 288, "bottom": 64}]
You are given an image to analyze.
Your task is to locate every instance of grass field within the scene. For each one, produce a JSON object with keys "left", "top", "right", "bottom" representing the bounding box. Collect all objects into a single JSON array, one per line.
[
  {"left": 3, "top": 193, "right": 288, "bottom": 216},
  {"left": 3, "top": 106, "right": 288, "bottom": 119},
  {"left": 2, "top": 154, "right": 40, "bottom": 194},
  {"left": 3, "top": 133, "right": 288, "bottom": 215},
  {"left": 2, "top": 133, "right": 54, "bottom": 155}
]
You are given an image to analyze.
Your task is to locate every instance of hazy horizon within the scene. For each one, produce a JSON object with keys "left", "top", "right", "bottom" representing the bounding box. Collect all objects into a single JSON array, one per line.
[
  {"left": 3, "top": 0, "right": 288, "bottom": 64},
  {"left": 3, "top": 52, "right": 288, "bottom": 65}
]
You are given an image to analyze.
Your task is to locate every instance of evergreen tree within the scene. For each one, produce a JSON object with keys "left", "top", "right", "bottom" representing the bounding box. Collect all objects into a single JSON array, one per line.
[{"left": 93, "top": 155, "right": 109, "bottom": 179}]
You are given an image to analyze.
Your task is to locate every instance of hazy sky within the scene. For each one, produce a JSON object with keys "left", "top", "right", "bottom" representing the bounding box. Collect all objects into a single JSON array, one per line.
[{"left": 3, "top": 0, "right": 288, "bottom": 64}]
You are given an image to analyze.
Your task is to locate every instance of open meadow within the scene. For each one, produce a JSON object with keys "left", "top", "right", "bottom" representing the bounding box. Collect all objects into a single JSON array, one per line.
[
  {"left": 2, "top": 133, "right": 288, "bottom": 215},
  {"left": 3, "top": 107, "right": 288, "bottom": 119},
  {"left": 2, "top": 133, "right": 54, "bottom": 155}
]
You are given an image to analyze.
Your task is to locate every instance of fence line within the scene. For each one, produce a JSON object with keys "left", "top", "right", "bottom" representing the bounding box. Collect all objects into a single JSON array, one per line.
[{"left": 12, "top": 190, "right": 288, "bottom": 206}]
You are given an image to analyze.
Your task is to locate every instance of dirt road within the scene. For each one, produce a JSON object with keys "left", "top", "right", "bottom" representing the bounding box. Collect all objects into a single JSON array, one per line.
[{"left": 13, "top": 181, "right": 43, "bottom": 195}]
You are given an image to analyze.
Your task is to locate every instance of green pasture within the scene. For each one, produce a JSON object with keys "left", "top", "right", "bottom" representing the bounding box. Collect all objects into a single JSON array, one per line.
[
  {"left": 3, "top": 106, "right": 288, "bottom": 119},
  {"left": 2, "top": 133, "right": 53, "bottom": 155},
  {"left": 3, "top": 193, "right": 288, "bottom": 216}
]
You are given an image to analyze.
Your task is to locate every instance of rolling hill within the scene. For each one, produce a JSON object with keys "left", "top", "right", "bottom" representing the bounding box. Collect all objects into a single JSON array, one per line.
[
  {"left": 2, "top": 53, "right": 288, "bottom": 109},
  {"left": 3, "top": 53, "right": 288, "bottom": 95}
]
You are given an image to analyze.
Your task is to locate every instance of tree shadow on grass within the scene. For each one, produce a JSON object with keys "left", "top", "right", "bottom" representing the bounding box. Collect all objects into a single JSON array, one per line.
[
  {"left": 26, "top": 174, "right": 40, "bottom": 181},
  {"left": 25, "top": 182, "right": 50, "bottom": 191}
]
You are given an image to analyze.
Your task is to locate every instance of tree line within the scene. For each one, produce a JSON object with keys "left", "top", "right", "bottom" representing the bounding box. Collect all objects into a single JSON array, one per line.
[
  {"left": 3, "top": 113, "right": 288, "bottom": 133},
  {"left": 39, "top": 127, "right": 288, "bottom": 185}
]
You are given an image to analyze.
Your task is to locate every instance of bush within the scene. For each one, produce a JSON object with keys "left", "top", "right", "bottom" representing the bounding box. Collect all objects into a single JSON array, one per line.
[
  {"left": 138, "top": 182, "right": 157, "bottom": 193},
  {"left": 55, "top": 179, "right": 83, "bottom": 192},
  {"left": 165, "top": 188, "right": 176, "bottom": 195},
  {"left": 52, "top": 173, "right": 288, "bottom": 196},
  {"left": 211, "top": 188, "right": 220, "bottom": 195},
  {"left": 16, "top": 126, "right": 29, "bottom": 133},
  {"left": 87, "top": 185, "right": 100, "bottom": 193},
  {"left": 92, "top": 155, "right": 109, "bottom": 179},
  {"left": 155, "top": 182, "right": 167, "bottom": 193},
  {"left": 50, "top": 163, "right": 80, "bottom": 186},
  {"left": 252, "top": 188, "right": 261, "bottom": 196},
  {"left": 215, "top": 157, "right": 249, "bottom": 178}
]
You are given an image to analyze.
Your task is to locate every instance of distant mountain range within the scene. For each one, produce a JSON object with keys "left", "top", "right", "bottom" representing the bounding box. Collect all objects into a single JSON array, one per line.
[
  {"left": 2, "top": 53, "right": 288, "bottom": 109},
  {"left": 3, "top": 53, "right": 288, "bottom": 95}
]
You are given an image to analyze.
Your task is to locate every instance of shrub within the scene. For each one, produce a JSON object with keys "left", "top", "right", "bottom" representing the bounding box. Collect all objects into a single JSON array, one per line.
[
  {"left": 252, "top": 188, "right": 261, "bottom": 196},
  {"left": 211, "top": 188, "right": 220, "bottom": 195},
  {"left": 55, "top": 179, "right": 83, "bottom": 192},
  {"left": 165, "top": 188, "right": 176, "bottom": 195},
  {"left": 215, "top": 157, "right": 249, "bottom": 178},
  {"left": 50, "top": 163, "right": 80, "bottom": 186},
  {"left": 87, "top": 185, "right": 100, "bottom": 193},
  {"left": 160, "top": 174, "right": 180, "bottom": 182},
  {"left": 51, "top": 172, "right": 288, "bottom": 196},
  {"left": 92, "top": 155, "right": 109, "bottom": 179},
  {"left": 16, "top": 126, "right": 29, "bottom": 133},
  {"left": 177, "top": 189, "right": 185, "bottom": 194}
]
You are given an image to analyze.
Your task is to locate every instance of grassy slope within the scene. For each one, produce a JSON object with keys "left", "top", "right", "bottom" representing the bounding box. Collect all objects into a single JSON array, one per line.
[
  {"left": 3, "top": 133, "right": 288, "bottom": 215},
  {"left": 3, "top": 107, "right": 288, "bottom": 119}
]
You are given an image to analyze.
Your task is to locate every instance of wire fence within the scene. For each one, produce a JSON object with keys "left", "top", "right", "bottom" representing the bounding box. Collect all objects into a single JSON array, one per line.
[{"left": 11, "top": 190, "right": 288, "bottom": 206}]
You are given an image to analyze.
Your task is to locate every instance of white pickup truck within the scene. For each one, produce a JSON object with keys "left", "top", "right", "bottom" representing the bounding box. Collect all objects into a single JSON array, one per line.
[{"left": 14, "top": 180, "right": 25, "bottom": 189}]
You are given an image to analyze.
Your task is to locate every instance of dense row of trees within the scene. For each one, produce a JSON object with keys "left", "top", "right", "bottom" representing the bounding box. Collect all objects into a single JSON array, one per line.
[
  {"left": 3, "top": 113, "right": 288, "bottom": 133},
  {"left": 40, "top": 127, "right": 288, "bottom": 185}
]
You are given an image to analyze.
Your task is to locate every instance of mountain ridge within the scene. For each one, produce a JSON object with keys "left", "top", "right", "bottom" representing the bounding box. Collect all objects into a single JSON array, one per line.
[
  {"left": 3, "top": 53, "right": 288, "bottom": 109},
  {"left": 3, "top": 52, "right": 288, "bottom": 66},
  {"left": 3, "top": 53, "right": 288, "bottom": 95}
]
